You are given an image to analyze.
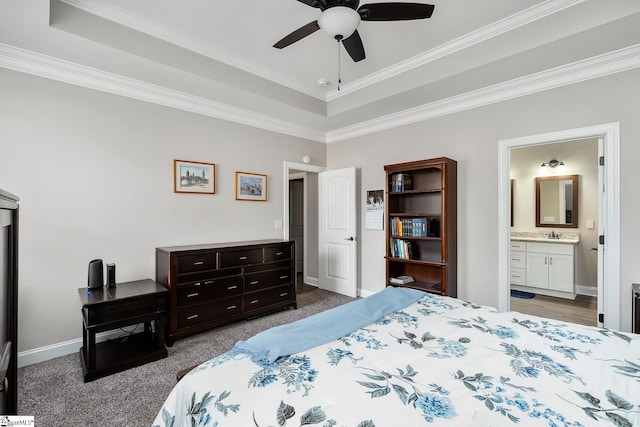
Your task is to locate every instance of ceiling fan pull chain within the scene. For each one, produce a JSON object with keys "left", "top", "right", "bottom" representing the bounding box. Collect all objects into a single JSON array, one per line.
[{"left": 337, "top": 38, "right": 342, "bottom": 91}]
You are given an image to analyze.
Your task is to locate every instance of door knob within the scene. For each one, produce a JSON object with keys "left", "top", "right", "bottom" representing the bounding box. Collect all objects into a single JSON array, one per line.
[{"left": 344, "top": 236, "right": 355, "bottom": 241}]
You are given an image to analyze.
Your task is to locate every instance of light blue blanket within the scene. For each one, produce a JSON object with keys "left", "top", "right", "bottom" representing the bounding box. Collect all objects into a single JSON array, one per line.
[{"left": 234, "top": 286, "right": 424, "bottom": 365}]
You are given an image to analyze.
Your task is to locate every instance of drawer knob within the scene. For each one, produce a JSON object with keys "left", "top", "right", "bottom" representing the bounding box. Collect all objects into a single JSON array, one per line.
[
  {"left": 275, "top": 252, "right": 284, "bottom": 256},
  {"left": 279, "top": 293, "right": 288, "bottom": 297},
  {"left": 204, "top": 280, "right": 213, "bottom": 285},
  {"left": 250, "top": 281, "right": 259, "bottom": 285},
  {"left": 227, "top": 285, "right": 238, "bottom": 290},
  {"left": 193, "top": 282, "right": 201, "bottom": 287},
  {"left": 279, "top": 275, "right": 288, "bottom": 280},
  {"left": 250, "top": 299, "right": 259, "bottom": 304},
  {"left": 239, "top": 256, "right": 248, "bottom": 260},
  {"left": 227, "top": 305, "right": 237, "bottom": 310},
  {"left": 193, "top": 261, "right": 204, "bottom": 266},
  {"left": 187, "top": 314, "right": 199, "bottom": 320},
  {"left": 187, "top": 293, "right": 199, "bottom": 298}
]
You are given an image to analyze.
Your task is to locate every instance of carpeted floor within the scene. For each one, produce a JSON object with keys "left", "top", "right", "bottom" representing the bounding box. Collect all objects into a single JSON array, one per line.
[{"left": 17, "top": 285, "right": 354, "bottom": 427}]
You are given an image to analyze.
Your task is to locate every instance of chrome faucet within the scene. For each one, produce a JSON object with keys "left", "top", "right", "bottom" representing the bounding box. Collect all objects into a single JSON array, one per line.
[{"left": 549, "top": 230, "right": 559, "bottom": 239}]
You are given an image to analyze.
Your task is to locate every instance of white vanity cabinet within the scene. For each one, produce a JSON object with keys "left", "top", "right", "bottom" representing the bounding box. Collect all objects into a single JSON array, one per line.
[{"left": 511, "top": 240, "right": 576, "bottom": 299}]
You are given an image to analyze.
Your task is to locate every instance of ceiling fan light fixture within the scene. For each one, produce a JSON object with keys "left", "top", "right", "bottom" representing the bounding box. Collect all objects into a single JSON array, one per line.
[{"left": 318, "top": 6, "right": 361, "bottom": 40}]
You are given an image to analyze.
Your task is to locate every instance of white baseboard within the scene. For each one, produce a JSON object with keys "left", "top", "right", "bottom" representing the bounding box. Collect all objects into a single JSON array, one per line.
[
  {"left": 359, "top": 289, "right": 376, "bottom": 298},
  {"left": 576, "top": 285, "right": 597, "bottom": 297},
  {"left": 303, "top": 275, "right": 319, "bottom": 286},
  {"left": 18, "top": 328, "right": 137, "bottom": 368}
]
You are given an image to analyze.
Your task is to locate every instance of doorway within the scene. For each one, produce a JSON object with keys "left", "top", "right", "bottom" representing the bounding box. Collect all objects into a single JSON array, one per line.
[
  {"left": 289, "top": 178, "right": 304, "bottom": 276},
  {"left": 498, "top": 123, "right": 620, "bottom": 330},
  {"left": 283, "top": 161, "right": 326, "bottom": 287}
]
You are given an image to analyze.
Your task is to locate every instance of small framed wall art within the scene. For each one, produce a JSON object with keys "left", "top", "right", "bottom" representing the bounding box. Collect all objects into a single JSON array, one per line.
[
  {"left": 235, "top": 171, "right": 267, "bottom": 201},
  {"left": 174, "top": 159, "right": 216, "bottom": 194}
]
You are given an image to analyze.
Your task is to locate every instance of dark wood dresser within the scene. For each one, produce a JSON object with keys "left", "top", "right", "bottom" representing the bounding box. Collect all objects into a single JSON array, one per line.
[{"left": 156, "top": 239, "right": 296, "bottom": 346}]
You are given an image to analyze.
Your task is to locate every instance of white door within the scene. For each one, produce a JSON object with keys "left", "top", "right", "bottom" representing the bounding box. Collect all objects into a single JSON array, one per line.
[{"left": 318, "top": 167, "right": 358, "bottom": 297}]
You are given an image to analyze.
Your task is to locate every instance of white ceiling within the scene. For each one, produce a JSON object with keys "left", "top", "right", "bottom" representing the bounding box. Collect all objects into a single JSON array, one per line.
[
  {"left": 3, "top": 0, "right": 640, "bottom": 142},
  {"left": 95, "top": 0, "right": 544, "bottom": 95}
]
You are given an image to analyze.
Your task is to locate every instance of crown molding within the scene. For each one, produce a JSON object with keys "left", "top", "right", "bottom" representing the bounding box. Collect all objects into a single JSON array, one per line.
[
  {"left": 55, "top": 0, "right": 328, "bottom": 101},
  {"left": 0, "top": 43, "right": 326, "bottom": 142},
  {"left": 59, "top": 0, "right": 584, "bottom": 103},
  {"left": 325, "top": 43, "right": 640, "bottom": 143},
  {"left": 326, "top": 0, "right": 585, "bottom": 100},
  {"left": 1, "top": 42, "right": 639, "bottom": 145}
]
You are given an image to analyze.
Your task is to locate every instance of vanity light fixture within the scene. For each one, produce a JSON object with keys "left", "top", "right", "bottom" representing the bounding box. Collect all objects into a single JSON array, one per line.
[{"left": 541, "top": 159, "right": 564, "bottom": 168}]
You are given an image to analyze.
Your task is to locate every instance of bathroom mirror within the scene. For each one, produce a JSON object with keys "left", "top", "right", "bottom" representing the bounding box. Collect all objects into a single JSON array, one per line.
[{"left": 535, "top": 174, "right": 579, "bottom": 228}]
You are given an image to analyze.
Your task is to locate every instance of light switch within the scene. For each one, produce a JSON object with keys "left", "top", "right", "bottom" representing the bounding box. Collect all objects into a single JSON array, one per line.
[
  {"left": 586, "top": 219, "right": 594, "bottom": 229},
  {"left": 274, "top": 219, "right": 283, "bottom": 229}
]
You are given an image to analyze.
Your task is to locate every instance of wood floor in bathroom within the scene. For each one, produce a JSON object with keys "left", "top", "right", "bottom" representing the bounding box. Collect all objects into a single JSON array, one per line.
[{"left": 510, "top": 293, "right": 597, "bottom": 327}]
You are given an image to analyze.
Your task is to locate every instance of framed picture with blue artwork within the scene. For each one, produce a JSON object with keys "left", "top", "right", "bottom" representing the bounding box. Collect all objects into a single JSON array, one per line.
[
  {"left": 174, "top": 159, "right": 215, "bottom": 194},
  {"left": 235, "top": 171, "right": 267, "bottom": 201}
]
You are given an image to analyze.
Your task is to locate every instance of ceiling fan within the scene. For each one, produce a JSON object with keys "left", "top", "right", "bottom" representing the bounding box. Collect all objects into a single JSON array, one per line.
[{"left": 273, "top": 0, "right": 435, "bottom": 62}]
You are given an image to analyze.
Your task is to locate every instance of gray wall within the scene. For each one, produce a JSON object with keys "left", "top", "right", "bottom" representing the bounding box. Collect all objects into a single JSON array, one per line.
[
  {"left": 0, "top": 68, "right": 326, "bottom": 352},
  {"left": 2, "top": 64, "right": 640, "bottom": 356},
  {"left": 329, "top": 68, "right": 640, "bottom": 332}
]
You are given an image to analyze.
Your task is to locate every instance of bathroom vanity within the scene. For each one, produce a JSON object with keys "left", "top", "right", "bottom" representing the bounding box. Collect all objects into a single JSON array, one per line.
[{"left": 510, "top": 233, "right": 579, "bottom": 300}]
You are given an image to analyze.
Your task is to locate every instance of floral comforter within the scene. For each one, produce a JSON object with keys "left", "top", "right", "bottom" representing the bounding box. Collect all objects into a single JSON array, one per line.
[{"left": 153, "top": 293, "right": 640, "bottom": 427}]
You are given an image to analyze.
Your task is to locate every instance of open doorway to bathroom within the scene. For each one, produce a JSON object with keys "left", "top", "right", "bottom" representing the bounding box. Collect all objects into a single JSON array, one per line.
[
  {"left": 509, "top": 139, "right": 598, "bottom": 326},
  {"left": 498, "top": 122, "right": 620, "bottom": 331}
]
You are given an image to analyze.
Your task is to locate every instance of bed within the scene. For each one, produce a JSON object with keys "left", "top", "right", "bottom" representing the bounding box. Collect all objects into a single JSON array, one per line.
[{"left": 152, "top": 287, "right": 640, "bottom": 427}]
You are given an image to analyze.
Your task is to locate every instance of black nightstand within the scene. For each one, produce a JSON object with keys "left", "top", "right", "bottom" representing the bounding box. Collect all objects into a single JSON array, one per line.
[{"left": 77, "top": 279, "right": 168, "bottom": 382}]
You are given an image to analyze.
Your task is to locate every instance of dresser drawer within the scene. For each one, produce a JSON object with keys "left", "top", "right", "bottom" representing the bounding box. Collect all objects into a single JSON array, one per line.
[
  {"left": 219, "top": 248, "right": 263, "bottom": 268},
  {"left": 245, "top": 267, "right": 292, "bottom": 292},
  {"left": 177, "top": 296, "right": 243, "bottom": 328},
  {"left": 177, "top": 253, "right": 216, "bottom": 273},
  {"left": 265, "top": 244, "right": 292, "bottom": 262},
  {"left": 177, "top": 277, "right": 243, "bottom": 306},
  {"left": 176, "top": 267, "right": 241, "bottom": 286},
  {"left": 244, "top": 286, "right": 293, "bottom": 311},
  {"left": 84, "top": 294, "right": 165, "bottom": 326}
]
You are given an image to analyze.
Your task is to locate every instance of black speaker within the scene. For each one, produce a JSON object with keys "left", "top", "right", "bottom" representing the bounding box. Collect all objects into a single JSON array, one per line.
[
  {"left": 106, "top": 263, "right": 116, "bottom": 288},
  {"left": 87, "top": 259, "right": 104, "bottom": 289}
]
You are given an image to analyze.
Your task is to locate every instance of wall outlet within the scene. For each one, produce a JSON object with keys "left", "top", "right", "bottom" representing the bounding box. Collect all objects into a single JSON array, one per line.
[
  {"left": 274, "top": 219, "right": 283, "bottom": 229},
  {"left": 586, "top": 219, "right": 594, "bottom": 229}
]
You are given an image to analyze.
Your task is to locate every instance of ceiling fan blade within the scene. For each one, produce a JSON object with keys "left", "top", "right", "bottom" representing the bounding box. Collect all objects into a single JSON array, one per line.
[
  {"left": 273, "top": 21, "right": 320, "bottom": 49},
  {"left": 358, "top": 3, "right": 434, "bottom": 21},
  {"left": 342, "top": 30, "right": 365, "bottom": 62},
  {"left": 296, "top": 0, "right": 326, "bottom": 9}
]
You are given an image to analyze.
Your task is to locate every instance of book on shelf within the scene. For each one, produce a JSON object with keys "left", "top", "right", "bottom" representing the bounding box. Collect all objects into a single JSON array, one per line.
[
  {"left": 390, "top": 275, "right": 415, "bottom": 284},
  {"left": 391, "top": 173, "right": 412, "bottom": 191},
  {"left": 390, "top": 217, "right": 427, "bottom": 237},
  {"left": 389, "top": 238, "right": 413, "bottom": 259}
]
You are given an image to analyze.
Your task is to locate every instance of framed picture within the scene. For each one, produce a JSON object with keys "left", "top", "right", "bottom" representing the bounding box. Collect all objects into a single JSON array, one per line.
[
  {"left": 235, "top": 171, "right": 267, "bottom": 201},
  {"left": 174, "top": 159, "right": 215, "bottom": 194}
]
